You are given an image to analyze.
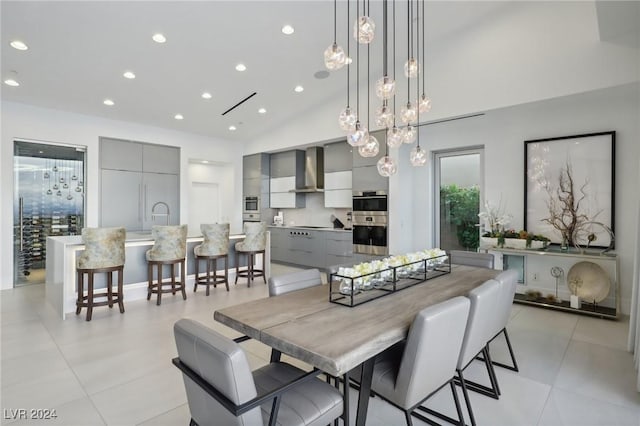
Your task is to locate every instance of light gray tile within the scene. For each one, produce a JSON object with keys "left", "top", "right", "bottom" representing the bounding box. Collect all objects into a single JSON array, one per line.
[
  {"left": 90, "top": 367, "right": 186, "bottom": 426},
  {"left": 10, "top": 397, "right": 105, "bottom": 426},
  {"left": 538, "top": 387, "right": 640, "bottom": 426},
  {"left": 137, "top": 403, "right": 191, "bottom": 426},
  {"left": 555, "top": 340, "right": 640, "bottom": 409},
  {"left": 1, "top": 320, "right": 58, "bottom": 360},
  {"left": 1, "top": 369, "right": 86, "bottom": 413},
  {"left": 572, "top": 315, "right": 629, "bottom": 351},
  {"left": 1, "top": 347, "right": 70, "bottom": 389},
  {"left": 508, "top": 305, "right": 579, "bottom": 338}
]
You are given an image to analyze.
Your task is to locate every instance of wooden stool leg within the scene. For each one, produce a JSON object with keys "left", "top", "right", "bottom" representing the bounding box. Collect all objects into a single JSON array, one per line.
[
  {"left": 107, "top": 271, "right": 114, "bottom": 308},
  {"left": 180, "top": 259, "right": 187, "bottom": 300},
  {"left": 194, "top": 256, "right": 199, "bottom": 292},
  {"left": 235, "top": 251, "right": 239, "bottom": 284},
  {"left": 212, "top": 258, "right": 218, "bottom": 289},
  {"left": 262, "top": 251, "right": 267, "bottom": 284},
  {"left": 76, "top": 271, "right": 83, "bottom": 315},
  {"left": 86, "top": 271, "right": 94, "bottom": 321},
  {"left": 171, "top": 264, "right": 177, "bottom": 294},
  {"left": 147, "top": 263, "right": 153, "bottom": 301},
  {"left": 224, "top": 256, "right": 229, "bottom": 291},
  {"left": 205, "top": 258, "right": 211, "bottom": 296},
  {"left": 248, "top": 253, "right": 254, "bottom": 287},
  {"left": 118, "top": 267, "right": 125, "bottom": 314},
  {"left": 156, "top": 264, "right": 162, "bottom": 306}
]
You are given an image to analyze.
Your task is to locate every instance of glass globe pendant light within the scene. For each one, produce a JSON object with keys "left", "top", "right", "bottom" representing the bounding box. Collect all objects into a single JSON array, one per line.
[
  {"left": 404, "top": 58, "right": 419, "bottom": 78},
  {"left": 359, "top": 133, "right": 379, "bottom": 157},
  {"left": 377, "top": 155, "right": 397, "bottom": 177},
  {"left": 324, "top": 0, "right": 346, "bottom": 70},
  {"left": 418, "top": 0, "right": 431, "bottom": 114},
  {"left": 410, "top": 144, "right": 427, "bottom": 166},
  {"left": 419, "top": 93, "right": 432, "bottom": 112},
  {"left": 339, "top": 107, "right": 357, "bottom": 131},
  {"left": 375, "top": 75, "right": 395, "bottom": 100},
  {"left": 375, "top": 102, "right": 394, "bottom": 128},
  {"left": 403, "top": 125, "right": 417, "bottom": 144},
  {"left": 347, "top": 121, "right": 369, "bottom": 147},
  {"left": 387, "top": 126, "right": 404, "bottom": 148},
  {"left": 400, "top": 101, "right": 417, "bottom": 124},
  {"left": 354, "top": 15, "right": 375, "bottom": 44}
]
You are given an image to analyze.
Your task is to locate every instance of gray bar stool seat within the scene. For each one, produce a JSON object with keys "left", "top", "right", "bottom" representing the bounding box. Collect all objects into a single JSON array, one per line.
[
  {"left": 194, "top": 223, "right": 230, "bottom": 294},
  {"left": 146, "top": 225, "right": 188, "bottom": 305},
  {"left": 235, "top": 222, "right": 267, "bottom": 286},
  {"left": 75, "top": 227, "right": 126, "bottom": 321}
]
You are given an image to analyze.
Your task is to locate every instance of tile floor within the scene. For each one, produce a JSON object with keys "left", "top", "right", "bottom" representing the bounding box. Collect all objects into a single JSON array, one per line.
[{"left": 1, "top": 263, "right": 639, "bottom": 426}]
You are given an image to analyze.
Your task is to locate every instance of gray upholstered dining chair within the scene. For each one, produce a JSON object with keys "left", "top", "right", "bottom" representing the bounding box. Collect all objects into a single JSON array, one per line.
[
  {"left": 352, "top": 297, "right": 471, "bottom": 426},
  {"left": 449, "top": 250, "right": 495, "bottom": 269},
  {"left": 487, "top": 269, "right": 520, "bottom": 372},
  {"left": 452, "top": 278, "right": 502, "bottom": 426},
  {"left": 173, "top": 318, "right": 343, "bottom": 426},
  {"left": 268, "top": 268, "right": 322, "bottom": 297}
]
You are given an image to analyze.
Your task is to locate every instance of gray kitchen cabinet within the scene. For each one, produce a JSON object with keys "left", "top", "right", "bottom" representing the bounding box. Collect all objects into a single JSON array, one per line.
[
  {"left": 100, "top": 137, "right": 143, "bottom": 171},
  {"left": 243, "top": 154, "right": 268, "bottom": 180},
  {"left": 142, "top": 172, "right": 179, "bottom": 229},
  {"left": 270, "top": 150, "right": 305, "bottom": 179},
  {"left": 143, "top": 144, "right": 180, "bottom": 174},
  {"left": 269, "top": 227, "right": 288, "bottom": 262},
  {"left": 325, "top": 232, "right": 353, "bottom": 268},
  {"left": 352, "top": 130, "right": 386, "bottom": 168},
  {"left": 352, "top": 165, "right": 389, "bottom": 193},
  {"left": 100, "top": 169, "right": 143, "bottom": 231},
  {"left": 324, "top": 141, "right": 352, "bottom": 172},
  {"left": 243, "top": 153, "right": 270, "bottom": 208},
  {"left": 243, "top": 177, "right": 261, "bottom": 197}
]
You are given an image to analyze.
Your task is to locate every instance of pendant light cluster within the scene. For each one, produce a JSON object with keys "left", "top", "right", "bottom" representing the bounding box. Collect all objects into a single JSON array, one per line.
[
  {"left": 323, "top": 0, "right": 432, "bottom": 176},
  {"left": 42, "top": 158, "right": 83, "bottom": 200}
]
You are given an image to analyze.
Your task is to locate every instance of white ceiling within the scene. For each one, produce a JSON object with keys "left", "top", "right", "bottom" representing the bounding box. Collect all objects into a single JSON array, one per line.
[{"left": 2, "top": 1, "right": 638, "bottom": 145}]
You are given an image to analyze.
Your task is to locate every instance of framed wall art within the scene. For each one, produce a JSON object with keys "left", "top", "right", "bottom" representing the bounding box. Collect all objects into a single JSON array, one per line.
[{"left": 524, "top": 131, "right": 615, "bottom": 249}]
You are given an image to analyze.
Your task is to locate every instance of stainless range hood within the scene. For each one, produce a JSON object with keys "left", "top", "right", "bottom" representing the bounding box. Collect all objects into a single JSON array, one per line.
[{"left": 290, "top": 147, "right": 324, "bottom": 193}]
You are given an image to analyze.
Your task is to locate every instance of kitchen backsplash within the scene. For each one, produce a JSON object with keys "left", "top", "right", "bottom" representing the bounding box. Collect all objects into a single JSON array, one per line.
[{"left": 273, "top": 193, "right": 351, "bottom": 228}]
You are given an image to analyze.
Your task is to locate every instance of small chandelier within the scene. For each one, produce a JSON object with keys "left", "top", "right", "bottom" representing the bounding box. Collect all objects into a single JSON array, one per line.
[{"left": 324, "top": 0, "right": 346, "bottom": 70}]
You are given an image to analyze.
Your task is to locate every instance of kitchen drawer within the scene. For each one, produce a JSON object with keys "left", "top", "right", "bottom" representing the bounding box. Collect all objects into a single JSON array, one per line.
[
  {"left": 324, "top": 171, "right": 352, "bottom": 190},
  {"left": 326, "top": 253, "right": 354, "bottom": 268},
  {"left": 324, "top": 189, "right": 352, "bottom": 208},
  {"left": 326, "top": 238, "right": 353, "bottom": 256}
]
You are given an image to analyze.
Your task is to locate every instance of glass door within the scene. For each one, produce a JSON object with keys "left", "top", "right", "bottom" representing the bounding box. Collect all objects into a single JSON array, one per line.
[
  {"left": 434, "top": 148, "right": 483, "bottom": 251},
  {"left": 13, "top": 141, "right": 86, "bottom": 286}
]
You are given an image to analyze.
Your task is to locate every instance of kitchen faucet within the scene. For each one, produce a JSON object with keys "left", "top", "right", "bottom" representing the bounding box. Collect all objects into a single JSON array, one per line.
[{"left": 151, "top": 201, "right": 170, "bottom": 225}]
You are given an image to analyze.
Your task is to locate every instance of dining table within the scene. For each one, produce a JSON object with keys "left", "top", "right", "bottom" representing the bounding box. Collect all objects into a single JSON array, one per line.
[{"left": 214, "top": 264, "right": 500, "bottom": 426}]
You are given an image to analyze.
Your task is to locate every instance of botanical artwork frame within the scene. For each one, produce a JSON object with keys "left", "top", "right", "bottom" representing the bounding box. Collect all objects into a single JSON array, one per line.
[{"left": 524, "top": 131, "right": 615, "bottom": 249}]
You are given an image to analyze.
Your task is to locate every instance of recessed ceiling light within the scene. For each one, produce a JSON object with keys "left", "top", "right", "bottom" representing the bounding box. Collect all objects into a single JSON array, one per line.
[
  {"left": 294, "top": 85, "right": 304, "bottom": 93},
  {"left": 103, "top": 99, "right": 115, "bottom": 106},
  {"left": 123, "top": 71, "right": 136, "bottom": 79},
  {"left": 235, "top": 63, "right": 247, "bottom": 72},
  {"left": 10, "top": 40, "right": 28, "bottom": 50},
  {"left": 258, "top": 108, "right": 267, "bottom": 114},
  {"left": 281, "top": 25, "right": 295, "bottom": 35},
  {"left": 4, "top": 78, "right": 19, "bottom": 87},
  {"left": 228, "top": 125, "right": 237, "bottom": 131},
  {"left": 152, "top": 33, "right": 166, "bottom": 43},
  {"left": 174, "top": 114, "right": 184, "bottom": 120},
  {"left": 201, "top": 92, "right": 212, "bottom": 100}
]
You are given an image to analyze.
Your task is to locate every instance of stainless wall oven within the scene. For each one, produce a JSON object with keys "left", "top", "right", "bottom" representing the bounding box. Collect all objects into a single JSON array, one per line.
[
  {"left": 352, "top": 191, "right": 388, "bottom": 256},
  {"left": 243, "top": 196, "right": 260, "bottom": 214}
]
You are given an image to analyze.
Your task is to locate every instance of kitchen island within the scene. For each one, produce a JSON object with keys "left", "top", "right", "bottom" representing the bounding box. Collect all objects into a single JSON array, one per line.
[{"left": 45, "top": 231, "right": 270, "bottom": 319}]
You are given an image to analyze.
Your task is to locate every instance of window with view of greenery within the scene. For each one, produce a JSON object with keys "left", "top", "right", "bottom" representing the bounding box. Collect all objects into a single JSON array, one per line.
[{"left": 440, "top": 184, "right": 480, "bottom": 250}]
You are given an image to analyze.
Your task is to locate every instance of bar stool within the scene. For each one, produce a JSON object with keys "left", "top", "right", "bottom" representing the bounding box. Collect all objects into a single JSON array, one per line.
[
  {"left": 146, "top": 224, "right": 188, "bottom": 305},
  {"left": 76, "top": 227, "right": 126, "bottom": 321},
  {"left": 235, "top": 222, "right": 267, "bottom": 287},
  {"left": 194, "top": 223, "right": 230, "bottom": 295}
]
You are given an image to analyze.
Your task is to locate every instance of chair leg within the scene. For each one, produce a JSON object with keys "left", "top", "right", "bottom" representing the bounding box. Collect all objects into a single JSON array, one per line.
[
  {"left": 86, "top": 271, "right": 94, "bottom": 321},
  {"left": 205, "top": 258, "right": 211, "bottom": 296},
  {"left": 224, "top": 256, "right": 229, "bottom": 291},
  {"left": 194, "top": 256, "right": 199, "bottom": 292},
  {"left": 117, "top": 267, "right": 125, "bottom": 314},
  {"left": 212, "top": 258, "right": 218, "bottom": 289},
  {"left": 247, "top": 253, "right": 253, "bottom": 287},
  {"left": 156, "top": 264, "right": 162, "bottom": 306},
  {"left": 262, "top": 251, "right": 267, "bottom": 284},
  {"left": 147, "top": 263, "right": 153, "bottom": 301},
  {"left": 180, "top": 259, "right": 187, "bottom": 300},
  {"left": 483, "top": 346, "right": 501, "bottom": 396},
  {"left": 107, "top": 271, "right": 114, "bottom": 308},
  {"left": 170, "top": 263, "right": 177, "bottom": 294},
  {"left": 404, "top": 410, "right": 414, "bottom": 426},
  {"left": 76, "top": 271, "right": 83, "bottom": 315},
  {"left": 457, "top": 369, "right": 477, "bottom": 426},
  {"left": 235, "top": 251, "right": 239, "bottom": 284},
  {"left": 450, "top": 380, "right": 465, "bottom": 426}
]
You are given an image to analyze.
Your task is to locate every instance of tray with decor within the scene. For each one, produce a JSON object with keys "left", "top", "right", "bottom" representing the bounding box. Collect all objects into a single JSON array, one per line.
[{"left": 329, "top": 249, "right": 451, "bottom": 307}]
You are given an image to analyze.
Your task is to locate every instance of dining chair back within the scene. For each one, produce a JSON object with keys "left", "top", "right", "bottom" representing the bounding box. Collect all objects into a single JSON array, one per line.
[
  {"left": 268, "top": 268, "right": 322, "bottom": 297},
  {"left": 489, "top": 269, "right": 520, "bottom": 371},
  {"left": 173, "top": 318, "right": 344, "bottom": 426},
  {"left": 450, "top": 250, "right": 495, "bottom": 269}
]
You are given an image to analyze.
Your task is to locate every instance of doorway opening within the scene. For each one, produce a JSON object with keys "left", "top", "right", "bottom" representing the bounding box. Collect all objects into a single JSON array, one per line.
[
  {"left": 13, "top": 140, "right": 86, "bottom": 286},
  {"left": 434, "top": 148, "right": 484, "bottom": 251}
]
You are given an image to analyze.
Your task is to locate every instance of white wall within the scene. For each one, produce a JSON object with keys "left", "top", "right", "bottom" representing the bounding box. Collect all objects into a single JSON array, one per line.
[
  {"left": 404, "top": 83, "right": 640, "bottom": 314},
  {"left": 1, "top": 101, "right": 244, "bottom": 289}
]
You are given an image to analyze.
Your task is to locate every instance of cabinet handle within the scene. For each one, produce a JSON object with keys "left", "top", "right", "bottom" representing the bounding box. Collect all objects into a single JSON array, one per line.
[
  {"left": 138, "top": 184, "right": 142, "bottom": 222},
  {"left": 19, "top": 197, "right": 24, "bottom": 251},
  {"left": 144, "top": 184, "right": 148, "bottom": 221}
]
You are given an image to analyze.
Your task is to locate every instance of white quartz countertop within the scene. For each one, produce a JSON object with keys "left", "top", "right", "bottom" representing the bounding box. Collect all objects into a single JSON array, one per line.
[
  {"left": 48, "top": 232, "right": 247, "bottom": 246},
  {"left": 267, "top": 225, "right": 352, "bottom": 233}
]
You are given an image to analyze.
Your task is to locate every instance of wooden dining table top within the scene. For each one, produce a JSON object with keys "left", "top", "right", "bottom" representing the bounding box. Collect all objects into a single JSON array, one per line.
[{"left": 214, "top": 265, "right": 500, "bottom": 377}]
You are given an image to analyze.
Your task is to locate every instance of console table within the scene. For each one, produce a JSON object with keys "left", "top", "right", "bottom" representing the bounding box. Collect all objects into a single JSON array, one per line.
[{"left": 484, "top": 247, "right": 619, "bottom": 319}]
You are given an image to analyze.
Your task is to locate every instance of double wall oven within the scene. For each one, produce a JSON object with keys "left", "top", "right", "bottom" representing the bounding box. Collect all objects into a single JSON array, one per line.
[
  {"left": 242, "top": 196, "right": 261, "bottom": 224},
  {"left": 352, "top": 191, "right": 388, "bottom": 256}
]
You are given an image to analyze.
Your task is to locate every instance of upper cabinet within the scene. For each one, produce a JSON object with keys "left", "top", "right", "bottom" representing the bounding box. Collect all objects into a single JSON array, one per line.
[
  {"left": 143, "top": 144, "right": 180, "bottom": 174},
  {"left": 100, "top": 137, "right": 143, "bottom": 171},
  {"left": 269, "top": 150, "right": 305, "bottom": 208},
  {"left": 324, "top": 141, "right": 353, "bottom": 172},
  {"left": 324, "top": 141, "right": 353, "bottom": 208},
  {"left": 242, "top": 153, "right": 270, "bottom": 199}
]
